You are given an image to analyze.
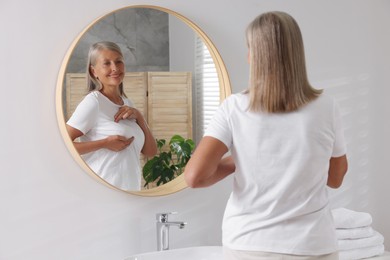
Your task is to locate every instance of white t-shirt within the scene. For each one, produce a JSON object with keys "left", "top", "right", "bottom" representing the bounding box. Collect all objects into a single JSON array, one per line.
[
  {"left": 67, "top": 91, "right": 145, "bottom": 191},
  {"left": 205, "top": 92, "right": 346, "bottom": 255}
]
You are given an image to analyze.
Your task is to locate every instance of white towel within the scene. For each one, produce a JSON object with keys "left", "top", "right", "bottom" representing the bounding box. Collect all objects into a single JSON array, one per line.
[
  {"left": 332, "top": 208, "right": 372, "bottom": 229},
  {"left": 336, "top": 226, "right": 374, "bottom": 240},
  {"left": 339, "top": 244, "right": 385, "bottom": 260},
  {"left": 338, "top": 230, "right": 384, "bottom": 251}
]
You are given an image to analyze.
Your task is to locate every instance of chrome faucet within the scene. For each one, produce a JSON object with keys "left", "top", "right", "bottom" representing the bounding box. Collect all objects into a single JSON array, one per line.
[{"left": 156, "top": 212, "right": 186, "bottom": 251}]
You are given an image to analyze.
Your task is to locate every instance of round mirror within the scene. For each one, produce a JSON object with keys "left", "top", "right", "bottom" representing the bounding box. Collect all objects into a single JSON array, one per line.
[{"left": 56, "top": 5, "right": 231, "bottom": 196}]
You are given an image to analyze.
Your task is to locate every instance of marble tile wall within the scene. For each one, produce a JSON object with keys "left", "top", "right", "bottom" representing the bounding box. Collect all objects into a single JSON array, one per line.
[{"left": 66, "top": 8, "right": 169, "bottom": 74}]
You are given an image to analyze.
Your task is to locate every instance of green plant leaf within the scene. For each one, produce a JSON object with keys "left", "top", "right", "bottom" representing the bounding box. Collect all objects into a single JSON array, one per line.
[
  {"left": 142, "top": 134, "right": 195, "bottom": 188},
  {"left": 156, "top": 139, "right": 166, "bottom": 151},
  {"left": 186, "top": 139, "right": 195, "bottom": 151},
  {"left": 169, "top": 135, "right": 185, "bottom": 145}
]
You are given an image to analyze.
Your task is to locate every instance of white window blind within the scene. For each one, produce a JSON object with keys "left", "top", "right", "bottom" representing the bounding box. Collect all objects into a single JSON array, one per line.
[{"left": 194, "top": 36, "right": 220, "bottom": 144}]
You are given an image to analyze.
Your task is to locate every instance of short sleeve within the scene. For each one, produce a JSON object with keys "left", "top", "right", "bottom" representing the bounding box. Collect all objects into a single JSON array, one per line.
[
  {"left": 332, "top": 101, "right": 347, "bottom": 157},
  {"left": 204, "top": 99, "right": 233, "bottom": 149},
  {"left": 67, "top": 94, "right": 99, "bottom": 134}
]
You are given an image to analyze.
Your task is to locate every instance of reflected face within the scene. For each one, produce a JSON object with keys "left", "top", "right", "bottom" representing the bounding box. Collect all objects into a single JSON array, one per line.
[{"left": 91, "top": 49, "right": 125, "bottom": 88}]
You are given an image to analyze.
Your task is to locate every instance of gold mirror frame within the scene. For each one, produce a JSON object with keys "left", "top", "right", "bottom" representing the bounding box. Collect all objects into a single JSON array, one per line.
[{"left": 56, "top": 5, "right": 231, "bottom": 196}]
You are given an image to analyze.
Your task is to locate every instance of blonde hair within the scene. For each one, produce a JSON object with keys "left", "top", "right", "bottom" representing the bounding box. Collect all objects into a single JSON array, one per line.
[
  {"left": 86, "top": 41, "right": 126, "bottom": 97},
  {"left": 246, "top": 11, "right": 322, "bottom": 113}
]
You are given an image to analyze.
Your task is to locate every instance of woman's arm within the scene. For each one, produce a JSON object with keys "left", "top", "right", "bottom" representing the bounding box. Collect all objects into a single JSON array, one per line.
[
  {"left": 136, "top": 115, "right": 158, "bottom": 157},
  {"left": 66, "top": 124, "right": 133, "bottom": 155},
  {"left": 327, "top": 154, "right": 348, "bottom": 188},
  {"left": 184, "top": 136, "right": 235, "bottom": 188}
]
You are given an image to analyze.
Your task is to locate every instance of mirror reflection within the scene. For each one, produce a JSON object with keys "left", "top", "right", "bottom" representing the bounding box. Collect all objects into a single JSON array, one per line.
[{"left": 61, "top": 6, "right": 223, "bottom": 192}]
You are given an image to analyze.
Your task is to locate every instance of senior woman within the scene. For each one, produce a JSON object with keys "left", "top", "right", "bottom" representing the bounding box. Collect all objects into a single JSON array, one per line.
[
  {"left": 66, "top": 41, "right": 157, "bottom": 191},
  {"left": 185, "top": 11, "right": 348, "bottom": 259}
]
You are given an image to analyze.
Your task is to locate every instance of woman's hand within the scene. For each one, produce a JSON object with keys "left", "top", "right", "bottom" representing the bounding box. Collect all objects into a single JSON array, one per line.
[
  {"left": 114, "top": 105, "right": 157, "bottom": 157},
  {"left": 104, "top": 135, "right": 134, "bottom": 152},
  {"left": 66, "top": 124, "right": 134, "bottom": 154},
  {"left": 114, "top": 106, "right": 139, "bottom": 122}
]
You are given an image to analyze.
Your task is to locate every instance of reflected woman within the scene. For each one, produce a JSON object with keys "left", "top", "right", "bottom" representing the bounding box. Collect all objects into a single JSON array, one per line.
[{"left": 66, "top": 41, "right": 157, "bottom": 191}]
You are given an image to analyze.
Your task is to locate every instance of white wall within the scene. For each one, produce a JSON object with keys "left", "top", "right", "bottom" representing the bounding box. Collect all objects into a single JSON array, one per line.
[{"left": 1, "top": 0, "right": 389, "bottom": 259}]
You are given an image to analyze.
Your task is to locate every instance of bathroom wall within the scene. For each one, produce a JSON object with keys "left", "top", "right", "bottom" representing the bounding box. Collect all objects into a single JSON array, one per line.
[
  {"left": 0, "top": 0, "right": 389, "bottom": 259},
  {"left": 66, "top": 8, "right": 170, "bottom": 73}
]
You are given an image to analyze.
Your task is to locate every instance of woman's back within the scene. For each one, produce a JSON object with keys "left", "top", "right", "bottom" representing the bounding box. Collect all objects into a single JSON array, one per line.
[{"left": 205, "top": 92, "right": 346, "bottom": 254}]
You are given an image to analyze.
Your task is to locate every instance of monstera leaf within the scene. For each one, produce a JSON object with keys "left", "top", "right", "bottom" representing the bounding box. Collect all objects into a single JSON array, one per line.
[{"left": 143, "top": 135, "right": 195, "bottom": 188}]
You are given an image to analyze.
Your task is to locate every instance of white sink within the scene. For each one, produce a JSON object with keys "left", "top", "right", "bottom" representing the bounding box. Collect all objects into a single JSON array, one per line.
[
  {"left": 126, "top": 247, "right": 390, "bottom": 260},
  {"left": 125, "top": 246, "right": 223, "bottom": 260}
]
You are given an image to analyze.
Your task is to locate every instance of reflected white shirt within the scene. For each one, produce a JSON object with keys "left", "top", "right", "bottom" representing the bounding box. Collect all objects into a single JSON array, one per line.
[{"left": 67, "top": 91, "right": 145, "bottom": 191}]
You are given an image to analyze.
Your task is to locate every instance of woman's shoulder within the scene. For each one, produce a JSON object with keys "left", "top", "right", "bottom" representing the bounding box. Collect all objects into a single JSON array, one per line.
[
  {"left": 87, "top": 90, "right": 100, "bottom": 99},
  {"left": 79, "top": 91, "right": 100, "bottom": 107},
  {"left": 302, "top": 92, "right": 338, "bottom": 115},
  {"left": 221, "top": 91, "right": 249, "bottom": 109},
  {"left": 223, "top": 90, "right": 249, "bottom": 103},
  {"left": 215, "top": 91, "right": 249, "bottom": 116},
  {"left": 314, "top": 92, "right": 337, "bottom": 107}
]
